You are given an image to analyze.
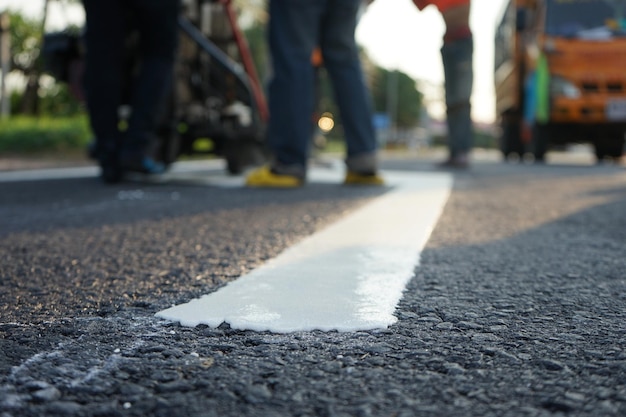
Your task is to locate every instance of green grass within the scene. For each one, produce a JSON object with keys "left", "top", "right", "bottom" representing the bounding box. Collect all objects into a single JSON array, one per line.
[
  {"left": 0, "top": 115, "right": 91, "bottom": 154},
  {"left": 0, "top": 116, "right": 498, "bottom": 161}
]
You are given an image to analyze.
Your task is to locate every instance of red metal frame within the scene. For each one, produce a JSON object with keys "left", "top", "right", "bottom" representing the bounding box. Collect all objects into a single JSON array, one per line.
[{"left": 220, "top": 0, "right": 269, "bottom": 123}]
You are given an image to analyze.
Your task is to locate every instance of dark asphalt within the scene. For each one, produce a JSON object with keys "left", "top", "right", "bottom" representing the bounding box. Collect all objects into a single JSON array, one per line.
[{"left": 1, "top": 153, "right": 625, "bottom": 417}]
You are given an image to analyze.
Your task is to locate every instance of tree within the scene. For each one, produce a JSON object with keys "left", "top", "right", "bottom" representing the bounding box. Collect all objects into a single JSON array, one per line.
[
  {"left": 234, "top": 0, "right": 267, "bottom": 27},
  {"left": 370, "top": 68, "right": 423, "bottom": 128},
  {"left": 243, "top": 22, "right": 269, "bottom": 87},
  {"left": 6, "top": 9, "right": 47, "bottom": 115},
  {"left": 4, "top": 0, "right": 84, "bottom": 116}
]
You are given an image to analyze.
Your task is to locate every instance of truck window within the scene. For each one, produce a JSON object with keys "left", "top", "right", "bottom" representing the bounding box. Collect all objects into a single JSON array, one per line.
[
  {"left": 494, "top": 0, "right": 515, "bottom": 71},
  {"left": 545, "top": 0, "right": 624, "bottom": 37}
]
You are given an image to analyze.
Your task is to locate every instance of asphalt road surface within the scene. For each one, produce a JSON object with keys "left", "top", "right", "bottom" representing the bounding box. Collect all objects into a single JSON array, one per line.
[{"left": 1, "top": 149, "right": 625, "bottom": 417}]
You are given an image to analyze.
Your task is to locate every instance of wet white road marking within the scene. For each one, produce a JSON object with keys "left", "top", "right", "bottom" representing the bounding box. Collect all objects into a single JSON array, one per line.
[
  {"left": 0, "top": 160, "right": 226, "bottom": 183},
  {"left": 1, "top": 160, "right": 451, "bottom": 333},
  {"left": 157, "top": 168, "right": 452, "bottom": 333}
]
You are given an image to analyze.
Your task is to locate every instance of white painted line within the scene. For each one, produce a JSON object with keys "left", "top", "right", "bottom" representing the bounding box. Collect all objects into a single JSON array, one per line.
[
  {"left": 156, "top": 169, "right": 452, "bottom": 333},
  {"left": 0, "top": 159, "right": 226, "bottom": 183},
  {"left": 1, "top": 160, "right": 451, "bottom": 333},
  {"left": 0, "top": 165, "right": 100, "bottom": 182}
]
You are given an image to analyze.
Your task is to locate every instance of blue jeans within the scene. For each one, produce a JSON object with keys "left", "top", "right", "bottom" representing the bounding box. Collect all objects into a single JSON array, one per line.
[
  {"left": 267, "top": 0, "right": 378, "bottom": 174},
  {"left": 441, "top": 36, "right": 474, "bottom": 156}
]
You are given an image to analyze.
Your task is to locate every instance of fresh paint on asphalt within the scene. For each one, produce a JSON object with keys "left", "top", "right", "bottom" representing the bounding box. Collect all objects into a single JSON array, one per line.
[
  {"left": 156, "top": 166, "right": 452, "bottom": 333},
  {"left": 0, "top": 160, "right": 452, "bottom": 333}
]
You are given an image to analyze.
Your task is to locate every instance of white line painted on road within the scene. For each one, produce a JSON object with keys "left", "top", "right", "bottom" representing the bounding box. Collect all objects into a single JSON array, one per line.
[
  {"left": 1, "top": 161, "right": 451, "bottom": 332},
  {"left": 0, "top": 160, "right": 227, "bottom": 183},
  {"left": 156, "top": 168, "right": 452, "bottom": 333},
  {"left": 0, "top": 165, "right": 100, "bottom": 182}
]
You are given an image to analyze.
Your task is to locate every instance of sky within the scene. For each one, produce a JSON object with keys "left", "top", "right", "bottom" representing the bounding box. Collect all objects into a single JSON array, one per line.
[
  {"left": 357, "top": 0, "right": 509, "bottom": 123},
  {"left": 0, "top": 0, "right": 508, "bottom": 123}
]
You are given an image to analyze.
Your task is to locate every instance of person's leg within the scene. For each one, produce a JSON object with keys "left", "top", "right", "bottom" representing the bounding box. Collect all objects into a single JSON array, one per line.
[
  {"left": 319, "top": 0, "right": 379, "bottom": 175},
  {"left": 265, "top": 0, "right": 322, "bottom": 177},
  {"left": 82, "top": 0, "right": 125, "bottom": 157},
  {"left": 441, "top": 36, "right": 473, "bottom": 163},
  {"left": 125, "top": 0, "right": 179, "bottom": 154}
]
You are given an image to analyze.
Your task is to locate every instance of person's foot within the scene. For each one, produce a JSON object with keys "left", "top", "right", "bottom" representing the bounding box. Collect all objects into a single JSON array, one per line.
[
  {"left": 437, "top": 153, "right": 469, "bottom": 169},
  {"left": 97, "top": 147, "right": 123, "bottom": 184},
  {"left": 245, "top": 165, "right": 303, "bottom": 188},
  {"left": 343, "top": 171, "right": 385, "bottom": 186},
  {"left": 87, "top": 139, "right": 98, "bottom": 160},
  {"left": 100, "top": 162, "right": 124, "bottom": 184},
  {"left": 119, "top": 150, "right": 166, "bottom": 175}
]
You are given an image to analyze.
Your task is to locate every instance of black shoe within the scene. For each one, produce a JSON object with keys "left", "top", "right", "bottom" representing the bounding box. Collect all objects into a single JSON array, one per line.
[
  {"left": 87, "top": 140, "right": 98, "bottom": 160},
  {"left": 119, "top": 150, "right": 165, "bottom": 175},
  {"left": 100, "top": 163, "right": 124, "bottom": 184},
  {"left": 437, "top": 154, "right": 469, "bottom": 169},
  {"left": 98, "top": 151, "right": 124, "bottom": 184}
]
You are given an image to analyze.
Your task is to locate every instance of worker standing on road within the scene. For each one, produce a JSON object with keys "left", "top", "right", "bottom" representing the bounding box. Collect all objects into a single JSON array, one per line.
[
  {"left": 246, "top": 0, "right": 384, "bottom": 187},
  {"left": 413, "top": 0, "right": 473, "bottom": 169},
  {"left": 81, "top": 0, "right": 180, "bottom": 183}
]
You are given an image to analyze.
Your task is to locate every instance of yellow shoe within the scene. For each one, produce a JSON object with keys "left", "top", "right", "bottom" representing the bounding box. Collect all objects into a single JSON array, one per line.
[
  {"left": 343, "top": 171, "right": 385, "bottom": 186},
  {"left": 245, "top": 165, "right": 303, "bottom": 188}
]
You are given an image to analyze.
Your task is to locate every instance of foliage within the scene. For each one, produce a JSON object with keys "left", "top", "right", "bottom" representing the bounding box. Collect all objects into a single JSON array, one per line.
[
  {"left": 4, "top": 5, "right": 85, "bottom": 116},
  {"left": 38, "top": 78, "right": 84, "bottom": 116},
  {"left": 431, "top": 128, "right": 498, "bottom": 149},
  {"left": 7, "top": 79, "right": 84, "bottom": 117},
  {"left": 6, "top": 11, "right": 43, "bottom": 74},
  {"left": 474, "top": 129, "right": 498, "bottom": 149},
  {"left": 234, "top": 0, "right": 267, "bottom": 27},
  {"left": 0, "top": 115, "right": 91, "bottom": 153},
  {"left": 243, "top": 22, "right": 269, "bottom": 86},
  {"left": 370, "top": 69, "right": 423, "bottom": 128}
]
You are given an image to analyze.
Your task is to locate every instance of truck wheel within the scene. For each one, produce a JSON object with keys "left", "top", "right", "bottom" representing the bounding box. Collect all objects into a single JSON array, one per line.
[
  {"left": 594, "top": 138, "right": 624, "bottom": 162},
  {"left": 532, "top": 123, "right": 549, "bottom": 163},
  {"left": 609, "top": 140, "right": 625, "bottom": 159},
  {"left": 500, "top": 119, "right": 524, "bottom": 161}
]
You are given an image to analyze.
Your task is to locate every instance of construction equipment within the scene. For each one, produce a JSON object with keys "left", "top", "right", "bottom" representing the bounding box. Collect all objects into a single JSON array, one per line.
[{"left": 43, "top": 0, "right": 268, "bottom": 174}]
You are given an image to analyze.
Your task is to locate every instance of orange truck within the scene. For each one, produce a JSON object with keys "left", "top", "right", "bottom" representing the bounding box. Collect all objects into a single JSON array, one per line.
[{"left": 494, "top": 0, "right": 626, "bottom": 162}]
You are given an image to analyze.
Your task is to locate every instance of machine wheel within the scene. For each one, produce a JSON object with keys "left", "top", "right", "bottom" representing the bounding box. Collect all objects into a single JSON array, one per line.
[
  {"left": 155, "top": 91, "right": 180, "bottom": 170},
  {"left": 155, "top": 129, "right": 181, "bottom": 171},
  {"left": 225, "top": 141, "right": 268, "bottom": 175},
  {"left": 500, "top": 119, "right": 525, "bottom": 161},
  {"left": 594, "top": 138, "right": 624, "bottom": 163},
  {"left": 531, "top": 123, "right": 549, "bottom": 163}
]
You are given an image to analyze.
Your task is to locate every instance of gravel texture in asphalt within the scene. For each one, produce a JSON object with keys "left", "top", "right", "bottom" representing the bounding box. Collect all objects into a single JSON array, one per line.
[{"left": 1, "top": 157, "right": 625, "bottom": 416}]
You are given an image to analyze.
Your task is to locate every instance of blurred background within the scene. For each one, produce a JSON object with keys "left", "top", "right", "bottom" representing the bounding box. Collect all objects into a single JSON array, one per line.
[{"left": 0, "top": 0, "right": 574, "bottom": 168}]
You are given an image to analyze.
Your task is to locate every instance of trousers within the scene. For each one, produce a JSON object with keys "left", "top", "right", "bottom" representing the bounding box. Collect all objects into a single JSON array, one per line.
[
  {"left": 82, "top": 0, "right": 179, "bottom": 155},
  {"left": 267, "top": 0, "right": 378, "bottom": 175},
  {"left": 441, "top": 36, "right": 473, "bottom": 156}
]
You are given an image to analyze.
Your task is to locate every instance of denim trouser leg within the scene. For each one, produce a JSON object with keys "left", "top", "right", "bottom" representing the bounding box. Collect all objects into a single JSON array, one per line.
[
  {"left": 82, "top": 0, "right": 178, "bottom": 156},
  {"left": 82, "top": 0, "right": 126, "bottom": 152},
  {"left": 441, "top": 37, "right": 473, "bottom": 156},
  {"left": 320, "top": 0, "right": 378, "bottom": 164},
  {"left": 126, "top": 0, "right": 179, "bottom": 154},
  {"left": 267, "top": 0, "right": 320, "bottom": 171},
  {"left": 267, "top": 0, "right": 378, "bottom": 174}
]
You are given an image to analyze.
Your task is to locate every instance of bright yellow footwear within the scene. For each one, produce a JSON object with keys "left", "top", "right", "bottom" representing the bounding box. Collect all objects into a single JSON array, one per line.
[
  {"left": 343, "top": 171, "right": 385, "bottom": 186},
  {"left": 245, "top": 165, "right": 303, "bottom": 188}
]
